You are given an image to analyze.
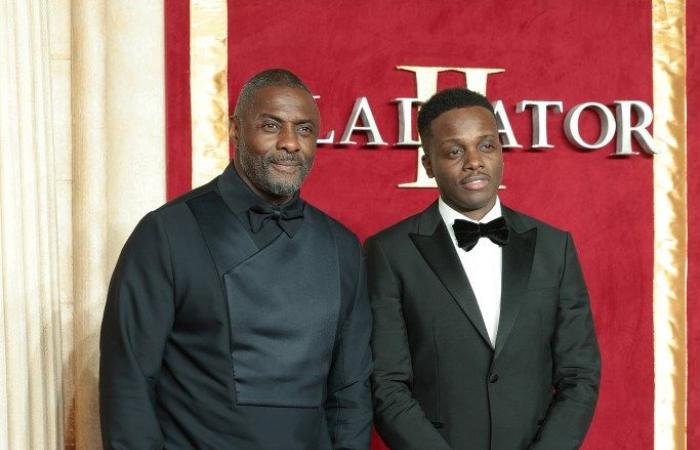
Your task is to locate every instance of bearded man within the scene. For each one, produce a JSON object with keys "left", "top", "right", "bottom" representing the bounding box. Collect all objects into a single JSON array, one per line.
[{"left": 100, "top": 69, "right": 372, "bottom": 450}]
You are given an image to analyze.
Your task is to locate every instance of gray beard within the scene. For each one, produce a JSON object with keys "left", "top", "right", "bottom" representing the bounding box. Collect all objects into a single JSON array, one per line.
[{"left": 238, "top": 144, "right": 313, "bottom": 198}]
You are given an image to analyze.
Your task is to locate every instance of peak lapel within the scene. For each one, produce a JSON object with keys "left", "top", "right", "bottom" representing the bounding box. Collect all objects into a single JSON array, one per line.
[
  {"left": 494, "top": 209, "right": 537, "bottom": 359},
  {"left": 187, "top": 191, "right": 259, "bottom": 277},
  {"left": 410, "top": 205, "right": 492, "bottom": 349}
]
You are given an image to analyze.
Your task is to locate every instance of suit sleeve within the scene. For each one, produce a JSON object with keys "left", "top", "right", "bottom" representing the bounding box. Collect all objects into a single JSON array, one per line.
[
  {"left": 365, "top": 237, "right": 452, "bottom": 450},
  {"left": 325, "top": 246, "right": 374, "bottom": 450},
  {"left": 99, "top": 212, "right": 175, "bottom": 450},
  {"left": 530, "top": 233, "right": 601, "bottom": 450}
]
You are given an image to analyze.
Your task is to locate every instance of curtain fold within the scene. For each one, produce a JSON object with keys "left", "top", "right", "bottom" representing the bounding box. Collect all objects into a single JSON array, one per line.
[
  {"left": 653, "top": 1, "right": 688, "bottom": 449},
  {"left": 0, "top": 1, "right": 64, "bottom": 449},
  {"left": 71, "top": 1, "right": 167, "bottom": 448},
  {"left": 1, "top": 1, "right": 165, "bottom": 449}
]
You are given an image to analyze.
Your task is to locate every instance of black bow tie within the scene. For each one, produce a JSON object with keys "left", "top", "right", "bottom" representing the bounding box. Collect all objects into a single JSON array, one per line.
[
  {"left": 453, "top": 217, "right": 509, "bottom": 251},
  {"left": 248, "top": 204, "right": 304, "bottom": 237}
]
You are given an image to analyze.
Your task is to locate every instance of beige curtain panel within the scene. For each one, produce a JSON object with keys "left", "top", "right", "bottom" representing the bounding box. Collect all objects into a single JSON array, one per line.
[{"left": 0, "top": 1, "right": 165, "bottom": 449}]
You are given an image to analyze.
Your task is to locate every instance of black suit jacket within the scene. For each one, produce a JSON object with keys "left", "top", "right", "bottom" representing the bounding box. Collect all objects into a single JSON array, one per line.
[
  {"left": 100, "top": 170, "right": 372, "bottom": 450},
  {"left": 365, "top": 202, "right": 600, "bottom": 450}
]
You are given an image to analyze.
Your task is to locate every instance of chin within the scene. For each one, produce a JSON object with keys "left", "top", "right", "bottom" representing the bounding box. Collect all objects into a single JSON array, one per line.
[{"left": 266, "top": 179, "right": 302, "bottom": 196}]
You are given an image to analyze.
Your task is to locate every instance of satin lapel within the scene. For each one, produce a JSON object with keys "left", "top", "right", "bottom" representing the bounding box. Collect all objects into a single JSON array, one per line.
[
  {"left": 410, "top": 209, "right": 492, "bottom": 348},
  {"left": 494, "top": 210, "right": 537, "bottom": 359},
  {"left": 187, "top": 190, "right": 259, "bottom": 278}
]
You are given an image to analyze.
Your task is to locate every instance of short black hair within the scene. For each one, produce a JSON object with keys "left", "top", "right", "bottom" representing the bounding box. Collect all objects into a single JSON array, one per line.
[
  {"left": 417, "top": 88, "right": 496, "bottom": 146},
  {"left": 234, "top": 68, "right": 312, "bottom": 117}
]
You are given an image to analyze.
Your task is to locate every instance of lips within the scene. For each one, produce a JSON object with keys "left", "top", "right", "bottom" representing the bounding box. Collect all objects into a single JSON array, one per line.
[
  {"left": 269, "top": 158, "right": 302, "bottom": 174},
  {"left": 460, "top": 174, "right": 490, "bottom": 190}
]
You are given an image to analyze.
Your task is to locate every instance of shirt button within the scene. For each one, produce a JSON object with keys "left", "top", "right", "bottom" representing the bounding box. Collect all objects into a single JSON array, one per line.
[{"left": 489, "top": 373, "right": 499, "bottom": 383}]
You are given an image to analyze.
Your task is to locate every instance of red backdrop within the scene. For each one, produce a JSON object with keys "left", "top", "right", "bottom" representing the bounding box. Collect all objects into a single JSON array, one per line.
[{"left": 166, "top": 1, "right": 698, "bottom": 448}]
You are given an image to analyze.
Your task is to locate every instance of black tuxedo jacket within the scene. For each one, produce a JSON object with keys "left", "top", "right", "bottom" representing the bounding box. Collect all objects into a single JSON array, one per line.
[
  {"left": 99, "top": 171, "right": 372, "bottom": 450},
  {"left": 365, "top": 202, "right": 600, "bottom": 450}
]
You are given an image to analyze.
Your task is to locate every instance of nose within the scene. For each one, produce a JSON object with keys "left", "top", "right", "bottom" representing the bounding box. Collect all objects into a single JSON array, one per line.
[
  {"left": 277, "top": 124, "right": 301, "bottom": 153},
  {"left": 463, "top": 147, "right": 483, "bottom": 170}
]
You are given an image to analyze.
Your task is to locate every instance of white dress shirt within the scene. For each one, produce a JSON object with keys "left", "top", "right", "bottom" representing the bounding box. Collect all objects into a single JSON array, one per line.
[{"left": 439, "top": 197, "right": 503, "bottom": 347}]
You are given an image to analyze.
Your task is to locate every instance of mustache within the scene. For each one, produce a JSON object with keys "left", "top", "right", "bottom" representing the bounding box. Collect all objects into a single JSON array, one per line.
[{"left": 266, "top": 153, "right": 307, "bottom": 165}]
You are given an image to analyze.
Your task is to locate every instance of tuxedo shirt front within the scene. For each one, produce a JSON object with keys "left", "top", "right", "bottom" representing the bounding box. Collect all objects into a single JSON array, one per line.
[{"left": 439, "top": 197, "right": 503, "bottom": 346}]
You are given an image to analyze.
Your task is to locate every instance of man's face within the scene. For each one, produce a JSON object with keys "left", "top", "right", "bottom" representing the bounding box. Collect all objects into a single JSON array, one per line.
[
  {"left": 421, "top": 106, "right": 503, "bottom": 220},
  {"left": 232, "top": 85, "right": 320, "bottom": 203}
]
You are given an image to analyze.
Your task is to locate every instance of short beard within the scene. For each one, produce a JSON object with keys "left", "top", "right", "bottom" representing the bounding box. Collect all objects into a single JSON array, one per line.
[{"left": 238, "top": 142, "right": 313, "bottom": 198}]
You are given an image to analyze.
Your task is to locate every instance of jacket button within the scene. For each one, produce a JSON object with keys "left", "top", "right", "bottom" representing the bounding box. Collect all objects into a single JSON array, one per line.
[{"left": 489, "top": 373, "right": 499, "bottom": 383}]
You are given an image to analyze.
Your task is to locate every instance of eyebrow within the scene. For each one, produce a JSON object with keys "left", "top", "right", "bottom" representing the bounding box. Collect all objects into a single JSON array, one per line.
[
  {"left": 440, "top": 133, "right": 499, "bottom": 144},
  {"left": 257, "top": 113, "right": 317, "bottom": 126}
]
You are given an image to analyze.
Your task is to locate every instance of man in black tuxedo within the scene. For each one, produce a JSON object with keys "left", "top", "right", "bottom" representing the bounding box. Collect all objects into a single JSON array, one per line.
[
  {"left": 366, "top": 88, "right": 600, "bottom": 450},
  {"left": 100, "top": 69, "right": 372, "bottom": 450}
]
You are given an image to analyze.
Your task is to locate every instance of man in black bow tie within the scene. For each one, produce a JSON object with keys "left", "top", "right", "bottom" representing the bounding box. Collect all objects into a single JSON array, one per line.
[
  {"left": 100, "top": 69, "right": 372, "bottom": 450},
  {"left": 366, "top": 88, "right": 600, "bottom": 450}
]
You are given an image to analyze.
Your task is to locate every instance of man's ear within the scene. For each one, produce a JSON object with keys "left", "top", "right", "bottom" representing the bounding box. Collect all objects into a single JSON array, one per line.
[
  {"left": 421, "top": 150, "right": 434, "bottom": 178},
  {"left": 229, "top": 116, "right": 240, "bottom": 145}
]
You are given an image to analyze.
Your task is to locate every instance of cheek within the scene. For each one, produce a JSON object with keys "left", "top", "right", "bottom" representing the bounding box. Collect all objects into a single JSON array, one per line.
[
  {"left": 247, "top": 136, "right": 275, "bottom": 155},
  {"left": 434, "top": 161, "right": 463, "bottom": 182},
  {"left": 300, "top": 141, "right": 318, "bottom": 158},
  {"left": 301, "top": 136, "right": 318, "bottom": 148},
  {"left": 488, "top": 157, "right": 504, "bottom": 177}
]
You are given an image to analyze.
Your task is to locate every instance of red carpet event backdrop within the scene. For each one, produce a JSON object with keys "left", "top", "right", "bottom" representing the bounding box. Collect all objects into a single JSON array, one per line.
[{"left": 164, "top": 1, "right": 698, "bottom": 449}]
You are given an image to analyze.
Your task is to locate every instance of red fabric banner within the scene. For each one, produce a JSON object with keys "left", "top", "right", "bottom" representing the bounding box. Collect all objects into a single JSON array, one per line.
[
  {"left": 165, "top": 0, "right": 191, "bottom": 199},
  {"left": 164, "top": 1, "right": 697, "bottom": 448}
]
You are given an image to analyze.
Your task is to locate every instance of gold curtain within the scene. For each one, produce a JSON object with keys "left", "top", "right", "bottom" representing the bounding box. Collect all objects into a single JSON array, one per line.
[
  {"left": 190, "top": 0, "right": 230, "bottom": 188},
  {"left": 653, "top": 1, "right": 688, "bottom": 450}
]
